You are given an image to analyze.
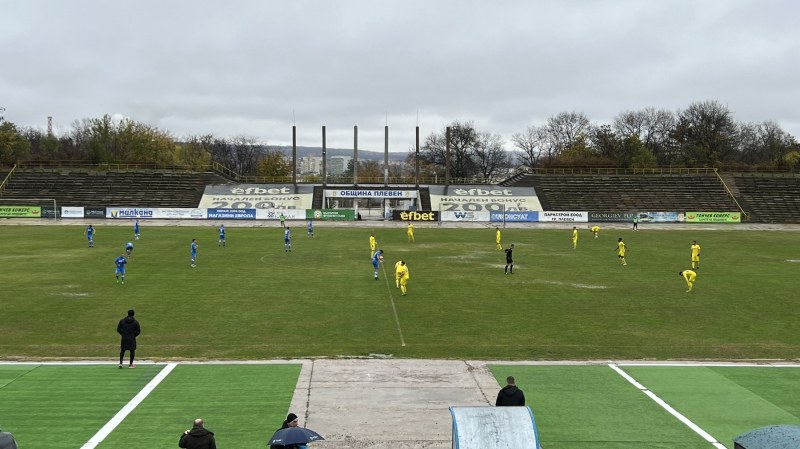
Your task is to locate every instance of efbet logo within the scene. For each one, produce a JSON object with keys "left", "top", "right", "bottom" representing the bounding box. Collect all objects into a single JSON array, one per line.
[{"left": 399, "top": 211, "right": 436, "bottom": 221}]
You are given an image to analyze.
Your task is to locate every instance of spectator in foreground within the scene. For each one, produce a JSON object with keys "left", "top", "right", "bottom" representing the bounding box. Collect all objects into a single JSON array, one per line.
[
  {"left": 0, "top": 424, "right": 18, "bottom": 449},
  {"left": 179, "top": 418, "right": 216, "bottom": 449},
  {"left": 496, "top": 376, "right": 526, "bottom": 406}
]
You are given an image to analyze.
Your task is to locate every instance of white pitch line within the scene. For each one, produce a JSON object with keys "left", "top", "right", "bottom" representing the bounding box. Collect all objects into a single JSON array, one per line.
[
  {"left": 609, "top": 363, "right": 727, "bottom": 449},
  {"left": 80, "top": 363, "right": 178, "bottom": 449},
  {"left": 380, "top": 259, "right": 407, "bottom": 347}
]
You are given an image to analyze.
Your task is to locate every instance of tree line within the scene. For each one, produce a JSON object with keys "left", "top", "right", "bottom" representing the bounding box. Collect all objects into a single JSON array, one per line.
[{"left": 1, "top": 100, "right": 798, "bottom": 180}]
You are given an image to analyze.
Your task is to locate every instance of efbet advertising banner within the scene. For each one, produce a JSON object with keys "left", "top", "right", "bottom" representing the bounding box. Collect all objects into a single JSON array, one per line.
[
  {"left": 199, "top": 184, "right": 313, "bottom": 209},
  {"left": 0, "top": 206, "right": 41, "bottom": 217},
  {"left": 106, "top": 208, "right": 155, "bottom": 219},
  {"left": 306, "top": 209, "right": 355, "bottom": 221},
  {"left": 392, "top": 210, "right": 439, "bottom": 221},
  {"left": 685, "top": 212, "right": 742, "bottom": 223},
  {"left": 428, "top": 185, "right": 542, "bottom": 212}
]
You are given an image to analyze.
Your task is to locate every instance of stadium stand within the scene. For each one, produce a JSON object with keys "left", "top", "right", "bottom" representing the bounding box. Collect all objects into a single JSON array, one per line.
[
  {"left": 0, "top": 169, "right": 231, "bottom": 207},
  {"left": 729, "top": 173, "right": 800, "bottom": 223},
  {"left": 505, "top": 172, "right": 740, "bottom": 212}
]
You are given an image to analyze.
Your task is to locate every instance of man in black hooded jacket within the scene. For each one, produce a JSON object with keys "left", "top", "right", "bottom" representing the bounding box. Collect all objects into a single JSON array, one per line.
[
  {"left": 117, "top": 309, "right": 141, "bottom": 368},
  {"left": 496, "top": 376, "right": 526, "bottom": 406},
  {"left": 179, "top": 418, "right": 216, "bottom": 449}
]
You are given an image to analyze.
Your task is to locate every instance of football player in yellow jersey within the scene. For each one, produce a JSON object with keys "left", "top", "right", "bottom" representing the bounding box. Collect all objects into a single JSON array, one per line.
[
  {"left": 407, "top": 222, "right": 415, "bottom": 243},
  {"left": 615, "top": 237, "right": 627, "bottom": 266},
  {"left": 591, "top": 225, "right": 600, "bottom": 238},
  {"left": 572, "top": 226, "right": 578, "bottom": 249},
  {"left": 369, "top": 232, "right": 377, "bottom": 257},
  {"left": 394, "top": 260, "right": 404, "bottom": 288},
  {"left": 495, "top": 227, "right": 502, "bottom": 250},
  {"left": 398, "top": 261, "right": 410, "bottom": 296},
  {"left": 690, "top": 240, "right": 701, "bottom": 269},
  {"left": 679, "top": 269, "right": 697, "bottom": 292}
]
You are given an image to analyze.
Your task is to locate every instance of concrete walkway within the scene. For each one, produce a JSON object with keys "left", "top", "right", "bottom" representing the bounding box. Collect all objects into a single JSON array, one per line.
[{"left": 288, "top": 359, "right": 502, "bottom": 448}]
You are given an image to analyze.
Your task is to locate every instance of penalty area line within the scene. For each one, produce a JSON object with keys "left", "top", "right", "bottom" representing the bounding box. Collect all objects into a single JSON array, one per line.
[
  {"left": 80, "top": 363, "right": 178, "bottom": 449},
  {"left": 608, "top": 363, "right": 726, "bottom": 449}
]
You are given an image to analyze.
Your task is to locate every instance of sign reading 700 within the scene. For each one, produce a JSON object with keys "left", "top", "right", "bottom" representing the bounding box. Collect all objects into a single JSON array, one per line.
[{"left": 431, "top": 187, "right": 540, "bottom": 212}]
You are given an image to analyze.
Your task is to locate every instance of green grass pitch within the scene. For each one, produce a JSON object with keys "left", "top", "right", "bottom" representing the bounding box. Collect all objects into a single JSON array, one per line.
[{"left": 1, "top": 224, "right": 799, "bottom": 360}]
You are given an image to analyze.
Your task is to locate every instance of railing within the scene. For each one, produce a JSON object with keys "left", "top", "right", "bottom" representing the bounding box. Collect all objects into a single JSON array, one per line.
[
  {"left": 526, "top": 167, "right": 720, "bottom": 175},
  {"left": 714, "top": 169, "right": 750, "bottom": 221},
  {"left": 17, "top": 160, "right": 212, "bottom": 172},
  {"left": 0, "top": 164, "right": 17, "bottom": 194}
]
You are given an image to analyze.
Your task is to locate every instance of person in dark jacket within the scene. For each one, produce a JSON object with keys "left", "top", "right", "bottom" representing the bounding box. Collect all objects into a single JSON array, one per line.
[
  {"left": 270, "top": 413, "right": 306, "bottom": 449},
  {"left": 179, "top": 418, "right": 216, "bottom": 449},
  {"left": 496, "top": 376, "right": 526, "bottom": 406},
  {"left": 0, "top": 423, "right": 18, "bottom": 449},
  {"left": 117, "top": 309, "right": 141, "bottom": 368}
]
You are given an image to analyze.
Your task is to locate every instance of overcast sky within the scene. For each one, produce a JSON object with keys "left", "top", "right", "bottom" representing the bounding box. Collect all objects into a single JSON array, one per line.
[{"left": 2, "top": 0, "right": 798, "bottom": 152}]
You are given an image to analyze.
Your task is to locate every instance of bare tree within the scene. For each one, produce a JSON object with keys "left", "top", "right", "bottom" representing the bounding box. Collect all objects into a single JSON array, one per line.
[
  {"left": 672, "top": 100, "right": 737, "bottom": 166},
  {"left": 473, "top": 132, "right": 509, "bottom": 180},
  {"left": 511, "top": 125, "right": 544, "bottom": 169},
  {"left": 416, "top": 121, "right": 480, "bottom": 178}
]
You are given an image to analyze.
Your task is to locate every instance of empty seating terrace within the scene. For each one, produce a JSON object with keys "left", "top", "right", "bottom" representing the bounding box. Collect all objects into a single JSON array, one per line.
[
  {"left": 508, "top": 172, "right": 739, "bottom": 212},
  {"left": 0, "top": 169, "right": 226, "bottom": 207},
  {"left": 731, "top": 173, "right": 800, "bottom": 223}
]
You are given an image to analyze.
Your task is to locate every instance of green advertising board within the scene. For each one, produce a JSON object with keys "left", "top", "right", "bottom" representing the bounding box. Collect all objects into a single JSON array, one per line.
[
  {"left": 306, "top": 209, "right": 355, "bottom": 221},
  {"left": 0, "top": 206, "right": 42, "bottom": 218},
  {"left": 685, "top": 212, "right": 742, "bottom": 223}
]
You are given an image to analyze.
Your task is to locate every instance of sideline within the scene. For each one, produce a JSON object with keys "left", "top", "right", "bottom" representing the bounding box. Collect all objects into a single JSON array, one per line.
[
  {"left": 609, "top": 363, "right": 727, "bottom": 449},
  {"left": 80, "top": 363, "right": 178, "bottom": 449},
  {"left": 380, "top": 256, "right": 406, "bottom": 347}
]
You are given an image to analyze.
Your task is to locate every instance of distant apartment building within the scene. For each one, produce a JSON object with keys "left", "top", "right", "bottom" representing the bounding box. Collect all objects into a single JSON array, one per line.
[
  {"left": 298, "top": 156, "right": 322, "bottom": 174},
  {"left": 330, "top": 156, "right": 351, "bottom": 175}
]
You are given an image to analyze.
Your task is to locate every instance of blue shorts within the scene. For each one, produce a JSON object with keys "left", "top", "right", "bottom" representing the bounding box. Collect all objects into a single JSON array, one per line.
[
  {"left": 372, "top": 260, "right": 379, "bottom": 269},
  {"left": 115, "top": 268, "right": 125, "bottom": 275}
]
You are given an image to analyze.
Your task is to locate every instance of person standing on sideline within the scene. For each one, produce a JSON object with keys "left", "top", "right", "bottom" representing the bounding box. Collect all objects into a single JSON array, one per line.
[
  {"left": 190, "top": 239, "right": 198, "bottom": 267},
  {"left": 591, "top": 225, "right": 600, "bottom": 238},
  {"left": 572, "top": 226, "right": 579, "bottom": 249},
  {"left": 616, "top": 238, "right": 627, "bottom": 266},
  {"left": 398, "top": 261, "right": 410, "bottom": 296},
  {"left": 369, "top": 232, "right": 377, "bottom": 257},
  {"left": 407, "top": 222, "right": 415, "bottom": 243},
  {"left": 279, "top": 212, "right": 286, "bottom": 228},
  {"left": 284, "top": 227, "right": 292, "bottom": 252},
  {"left": 85, "top": 224, "right": 95, "bottom": 248},
  {"left": 125, "top": 241, "right": 134, "bottom": 256},
  {"left": 307, "top": 219, "right": 314, "bottom": 238},
  {"left": 218, "top": 224, "right": 226, "bottom": 247},
  {"left": 690, "top": 240, "right": 701, "bottom": 269},
  {"left": 372, "top": 249, "right": 384, "bottom": 280},
  {"left": 117, "top": 309, "right": 140, "bottom": 368},
  {"left": 179, "top": 418, "right": 216, "bottom": 449},
  {"left": 679, "top": 269, "right": 697, "bottom": 292},
  {"left": 134, "top": 219, "right": 140, "bottom": 240},
  {"left": 504, "top": 244, "right": 515, "bottom": 274},
  {"left": 496, "top": 376, "right": 525, "bottom": 406},
  {"left": 495, "top": 226, "right": 502, "bottom": 250},
  {"left": 115, "top": 253, "right": 128, "bottom": 285},
  {"left": 632, "top": 214, "right": 639, "bottom": 230}
]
